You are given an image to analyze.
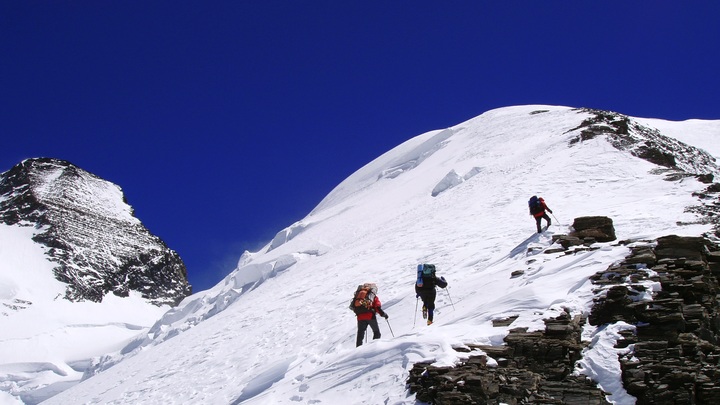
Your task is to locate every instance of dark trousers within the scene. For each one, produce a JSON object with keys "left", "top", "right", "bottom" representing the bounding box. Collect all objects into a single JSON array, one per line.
[
  {"left": 356, "top": 316, "right": 381, "bottom": 347},
  {"left": 535, "top": 213, "right": 551, "bottom": 233},
  {"left": 418, "top": 289, "right": 437, "bottom": 322}
]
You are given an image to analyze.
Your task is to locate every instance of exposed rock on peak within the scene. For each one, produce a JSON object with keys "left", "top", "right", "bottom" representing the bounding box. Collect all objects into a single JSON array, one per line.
[
  {"left": 0, "top": 157, "right": 191, "bottom": 306},
  {"left": 569, "top": 108, "right": 719, "bottom": 176}
]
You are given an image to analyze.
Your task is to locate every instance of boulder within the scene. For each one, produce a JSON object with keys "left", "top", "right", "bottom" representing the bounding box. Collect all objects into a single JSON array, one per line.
[
  {"left": 570, "top": 216, "right": 616, "bottom": 242},
  {"left": 655, "top": 235, "right": 710, "bottom": 261}
]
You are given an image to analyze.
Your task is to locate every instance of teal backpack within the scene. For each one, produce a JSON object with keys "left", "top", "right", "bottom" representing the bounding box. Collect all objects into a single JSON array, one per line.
[{"left": 416, "top": 263, "right": 447, "bottom": 288}]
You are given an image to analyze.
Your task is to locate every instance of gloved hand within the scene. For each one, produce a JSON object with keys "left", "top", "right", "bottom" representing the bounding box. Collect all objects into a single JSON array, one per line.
[
  {"left": 548, "top": 209, "right": 553, "bottom": 214},
  {"left": 383, "top": 313, "right": 389, "bottom": 319},
  {"left": 440, "top": 276, "right": 446, "bottom": 282}
]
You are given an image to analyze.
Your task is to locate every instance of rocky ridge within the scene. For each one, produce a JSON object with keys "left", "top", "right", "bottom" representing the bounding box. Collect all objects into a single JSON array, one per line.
[
  {"left": 568, "top": 108, "right": 718, "bottom": 176},
  {"left": 0, "top": 158, "right": 191, "bottom": 306},
  {"left": 407, "top": 309, "right": 608, "bottom": 404},
  {"left": 589, "top": 235, "right": 720, "bottom": 404},
  {"left": 407, "top": 216, "right": 720, "bottom": 404},
  {"left": 569, "top": 108, "right": 720, "bottom": 235},
  {"left": 407, "top": 217, "right": 618, "bottom": 404}
]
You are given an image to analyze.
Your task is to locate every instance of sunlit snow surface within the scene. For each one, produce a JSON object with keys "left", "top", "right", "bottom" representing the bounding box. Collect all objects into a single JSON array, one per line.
[{"left": 22, "top": 106, "right": 720, "bottom": 404}]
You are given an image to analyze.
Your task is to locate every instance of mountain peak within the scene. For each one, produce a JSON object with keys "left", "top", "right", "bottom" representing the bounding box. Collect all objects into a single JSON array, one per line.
[{"left": 0, "top": 157, "right": 191, "bottom": 306}]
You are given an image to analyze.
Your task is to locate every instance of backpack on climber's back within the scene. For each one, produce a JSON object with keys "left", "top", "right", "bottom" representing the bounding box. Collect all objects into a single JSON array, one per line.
[
  {"left": 416, "top": 264, "right": 436, "bottom": 287},
  {"left": 528, "top": 196, "right": 543, "bottom": 215},
  {"left": 349, "top": 283, "right": 378, "bottom": 315}
]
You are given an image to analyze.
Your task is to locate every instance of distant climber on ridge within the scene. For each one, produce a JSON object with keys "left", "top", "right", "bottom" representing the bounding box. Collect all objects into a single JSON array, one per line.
[
  {"left": 528, "top": 195, "right": 553, "bottom": 233},
  {"left": 415, "top": 264, "right": 448, "bottom": 325}
]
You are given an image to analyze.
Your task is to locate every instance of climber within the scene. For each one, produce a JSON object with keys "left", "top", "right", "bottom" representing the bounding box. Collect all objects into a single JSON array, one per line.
[{"left": 528, "top": 195, "right": 553, "bottom": 233}]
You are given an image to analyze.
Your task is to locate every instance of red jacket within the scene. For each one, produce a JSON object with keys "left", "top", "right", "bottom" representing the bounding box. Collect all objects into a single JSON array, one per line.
[
  {"left": 357, "top": 296, "right": 386, "bottom": 321},
  {"left": 532, "top": 198, "right": 552, "bottom": 218}
]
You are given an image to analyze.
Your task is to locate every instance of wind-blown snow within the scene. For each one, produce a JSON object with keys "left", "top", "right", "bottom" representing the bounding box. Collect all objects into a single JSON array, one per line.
[{"left": 34, "top": 105, "right": 720, "bottom": 405}]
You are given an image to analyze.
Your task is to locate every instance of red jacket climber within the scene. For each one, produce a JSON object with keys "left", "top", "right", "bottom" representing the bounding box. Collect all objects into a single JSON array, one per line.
[
  {"left": 529, "top": 195, "right": 553, "bottom": 233},
  {"left": 356, "top": 295, "right": 387, "bottom": 347}
]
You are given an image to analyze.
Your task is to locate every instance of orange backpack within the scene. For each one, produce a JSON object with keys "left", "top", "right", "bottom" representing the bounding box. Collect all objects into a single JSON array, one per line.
[{"left": 349, "top": 283, "right": 377, "bottom": 315}]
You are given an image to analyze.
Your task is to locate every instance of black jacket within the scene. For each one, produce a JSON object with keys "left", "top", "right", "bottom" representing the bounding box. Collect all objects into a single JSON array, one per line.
[{"left": 415, "top": 273, "right": 447, "bottom": 294}]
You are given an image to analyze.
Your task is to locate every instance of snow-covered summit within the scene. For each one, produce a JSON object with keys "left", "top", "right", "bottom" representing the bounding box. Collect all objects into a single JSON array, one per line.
[{"left": 43, "top": 106, "right": 720, "bottom": 404}]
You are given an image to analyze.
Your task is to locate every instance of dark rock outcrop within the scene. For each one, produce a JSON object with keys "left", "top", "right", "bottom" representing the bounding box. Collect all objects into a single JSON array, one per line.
[
  {"left": 0, "top": 158, "right": 191, "bottom": 306},
  {"left": 569, "top": 216, "right": 616, "bottom": 243},
  {"left": 408, "top": 224, "right": 720, "bottom": 404},
  {"left": 407, "top": 310, "right": 608, "bottom": 404},
  {"left": 567, "top": 109, "right": 718, "bottom": 176},
  {"left": 546, "top": 216, "right": 616, "bottom": 256},
  {"left": 588, "top": 235, "right": 720, "bottom": 404}
]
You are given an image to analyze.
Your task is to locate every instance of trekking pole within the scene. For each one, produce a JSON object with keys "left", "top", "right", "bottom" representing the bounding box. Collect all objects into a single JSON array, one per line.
[
  {"left": 445, "top": 287, "right": 456, "bottom": 311},
  {"left": 413, "top": 296, "right": 419, "bottom": 328},
  {"left": 551, "top": 212, "right": 561, "bottom": 226},
  {"left": 386, "top": 318, "right": 395, "bottom": 337}
]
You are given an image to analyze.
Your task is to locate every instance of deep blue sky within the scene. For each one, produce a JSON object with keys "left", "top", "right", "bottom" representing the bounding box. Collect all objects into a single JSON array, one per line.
[{"left": 2, "top": 2, "right": 718, "bottom": 292}]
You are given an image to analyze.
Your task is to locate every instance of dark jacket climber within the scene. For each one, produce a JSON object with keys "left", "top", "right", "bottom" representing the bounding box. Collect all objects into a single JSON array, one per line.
[{"left": 415, "top": 264, "right": 448, "bottom": 325}]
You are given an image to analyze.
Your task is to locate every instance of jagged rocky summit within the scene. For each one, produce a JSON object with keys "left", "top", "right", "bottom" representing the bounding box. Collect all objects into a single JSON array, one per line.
[{"left": 0, "top": 157, "right": 191, "bottom": 306}]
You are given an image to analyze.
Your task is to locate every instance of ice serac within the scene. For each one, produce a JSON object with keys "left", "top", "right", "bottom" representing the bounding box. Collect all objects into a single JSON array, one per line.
[{"left": 0, "top": 158, "right": 191, "bottom": 306}]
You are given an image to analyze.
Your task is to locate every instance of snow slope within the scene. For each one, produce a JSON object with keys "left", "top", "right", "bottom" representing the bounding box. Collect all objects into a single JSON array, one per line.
[{"left": 43, "top": 105, "right": 720, "bottom": 405}]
